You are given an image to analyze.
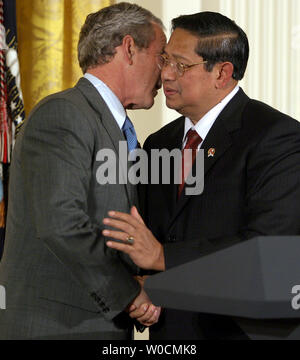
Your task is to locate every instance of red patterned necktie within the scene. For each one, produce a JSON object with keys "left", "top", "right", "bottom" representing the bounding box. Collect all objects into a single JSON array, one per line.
[{"left": 178, "top": 129, "right": 202, "bottom": 197}]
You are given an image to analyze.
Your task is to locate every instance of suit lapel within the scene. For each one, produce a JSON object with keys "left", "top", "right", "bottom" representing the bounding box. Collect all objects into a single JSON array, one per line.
[
  {"left": 167, "top": 88, "right": 249, "bottom": 232},
  {"left": 75, "top": 78, "right": 134, "bottom": 205}
]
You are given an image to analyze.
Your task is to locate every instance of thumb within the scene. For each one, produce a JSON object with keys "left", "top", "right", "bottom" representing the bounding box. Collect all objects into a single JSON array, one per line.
[{"left": 131, "top": 206, "right": 145, "bottom": 225}]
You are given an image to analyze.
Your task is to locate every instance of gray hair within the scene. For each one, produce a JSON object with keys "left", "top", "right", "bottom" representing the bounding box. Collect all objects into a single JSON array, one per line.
[{"left": 78, "top": 2, "right": 164, "bottom": 73}]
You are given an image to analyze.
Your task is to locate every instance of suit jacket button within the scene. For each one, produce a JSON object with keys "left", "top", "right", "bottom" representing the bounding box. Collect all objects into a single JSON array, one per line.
[
  {"left": 168, "top": 235, "right": 176, "bottom": 242},
  {"left": 91, "top": 292, "right": 101, "bottom": 303}
]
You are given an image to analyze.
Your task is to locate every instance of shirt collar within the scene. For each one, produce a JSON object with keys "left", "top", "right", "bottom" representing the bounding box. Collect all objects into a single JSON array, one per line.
[
  {"left": 183, "top": 85, "right": 240, "bottom": 145},
  {"left": 84, "top": 73, "right": 126, "bottom": 129}
]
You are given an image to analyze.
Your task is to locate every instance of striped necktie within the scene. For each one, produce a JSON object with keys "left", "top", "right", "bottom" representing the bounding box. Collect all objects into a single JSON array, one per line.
[
  {"left": 178, "top": 129, "right": 202, "bottom": 197},
  {"left": 122, "top": 116, "right": 138, "bottom": 152}
]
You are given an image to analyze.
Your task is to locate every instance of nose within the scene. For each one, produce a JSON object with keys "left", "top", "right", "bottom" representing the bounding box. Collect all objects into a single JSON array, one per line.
[{"left": 161, "top": 63, "right": 177, "bottom": 82}]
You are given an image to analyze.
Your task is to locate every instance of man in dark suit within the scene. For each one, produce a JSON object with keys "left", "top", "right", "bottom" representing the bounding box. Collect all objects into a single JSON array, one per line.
[
  {"left": 104, "top": 12, "right": 300, "bottom": 339},
  {"left": 0, "top": 3, "right": 165, "bottom": 339}
]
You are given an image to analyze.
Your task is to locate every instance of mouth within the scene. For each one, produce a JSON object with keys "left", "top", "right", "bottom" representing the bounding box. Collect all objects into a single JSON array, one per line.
[{"left": 164, "top": 87, "right": 178, "bottom": 97}]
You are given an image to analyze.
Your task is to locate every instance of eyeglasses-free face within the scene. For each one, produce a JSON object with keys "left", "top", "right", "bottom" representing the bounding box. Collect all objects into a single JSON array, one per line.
[{"left": 157, "top": 53, "right": 208, "bottom": 77}]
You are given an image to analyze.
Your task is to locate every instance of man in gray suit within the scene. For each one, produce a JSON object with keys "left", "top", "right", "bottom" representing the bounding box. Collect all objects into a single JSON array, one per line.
[{"left": 0, "top": 2, "right": 166, "bottom": 339}]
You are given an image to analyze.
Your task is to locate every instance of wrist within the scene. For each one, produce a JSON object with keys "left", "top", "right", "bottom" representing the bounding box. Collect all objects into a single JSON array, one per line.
[{"left": 153, "top": 244, "right": 165, "bottom": 271}]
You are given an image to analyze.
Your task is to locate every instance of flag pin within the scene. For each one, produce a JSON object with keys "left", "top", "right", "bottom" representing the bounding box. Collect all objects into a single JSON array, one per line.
[{"left": 208, "top": 148, "right": 215, "bottom": 157}]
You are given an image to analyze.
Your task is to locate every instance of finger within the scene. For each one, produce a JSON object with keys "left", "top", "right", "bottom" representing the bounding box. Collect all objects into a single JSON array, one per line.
[
  {"left": 105, "top": 238, "right": 132, "bottom": 254},
  {"left": 135, "top": 304, "right": 156, "bottom": 323},
  {"left": 129, "top": 304, "right": 136, "bottom": 312},
  {"left": 129, "top": 304, "right": 149, "bottom": 319},
  {"left": 131, "top": 206, "right": 145, "bottom": 225},
  {"left": 103, "top": 229, "right": 133, "bottom": 244},
  {"left": 108, "top": 211, "right": 141, "bottom": 229},
  {"left": 141, "top": 308, "right": 161, "bottom": 327},
  {"left": 148, "top": 307, "right": 161, "bottom": 324},
  {"left": 103, "top": 218, "right": 135, "bottom": 235}
]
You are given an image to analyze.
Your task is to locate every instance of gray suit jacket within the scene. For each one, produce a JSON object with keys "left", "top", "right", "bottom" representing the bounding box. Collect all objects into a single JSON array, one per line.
[{"left": 0, "top": 78, "right": 141, "bottom": 339}]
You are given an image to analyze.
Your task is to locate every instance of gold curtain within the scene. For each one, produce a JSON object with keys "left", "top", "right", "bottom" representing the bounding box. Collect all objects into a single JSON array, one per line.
[{"left": 16, "top": 0, "right": 112, "bottom": 114}]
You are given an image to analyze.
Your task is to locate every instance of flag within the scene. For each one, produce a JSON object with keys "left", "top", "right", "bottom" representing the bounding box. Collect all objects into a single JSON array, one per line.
[
  {"left": 0, "top": 170, "right": 3, "bottom": 260},
  {"left": 0, "top": 0, "right": 25, "bottom": 161},
  {"left": 0, "top": 0, "right": 25, "bottom": 260}
]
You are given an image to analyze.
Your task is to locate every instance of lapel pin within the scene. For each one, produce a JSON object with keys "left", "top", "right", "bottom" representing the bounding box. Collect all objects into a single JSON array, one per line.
[{"left": 208, "top": 148, "right": 216, "bottom": 157}]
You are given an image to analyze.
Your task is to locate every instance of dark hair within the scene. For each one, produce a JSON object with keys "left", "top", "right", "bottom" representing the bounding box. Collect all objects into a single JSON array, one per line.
[
  {"left": 172, "top": 11, "right": 249, "bottom": 80},
  {"left": 78, "top": 2, "right": 164, "bottom": 73}
]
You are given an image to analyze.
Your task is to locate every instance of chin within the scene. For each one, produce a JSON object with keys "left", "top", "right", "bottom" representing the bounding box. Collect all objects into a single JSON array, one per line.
[
  {"left": 131, "top": 94, "right": 155, "bottom": 110},
  {"left": 145, "top": 102, "right": 154, "bottom": 110},
  {"left": 131, "top": 101, "right": 154, "bottom": 110},
  {"left": 166, "top": 99, "right": 178, "bottom": 110},
  {"left": 143, "top": 98, "right": 155, "bottom": 110}
]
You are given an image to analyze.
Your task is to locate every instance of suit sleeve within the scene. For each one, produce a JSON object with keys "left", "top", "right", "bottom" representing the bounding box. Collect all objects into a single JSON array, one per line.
[
  {"left": 22, "top": 98, "right": 140, "bottom": 320},
  {"left": 241, "top": 117, "right": 300, "bottom": 237}
]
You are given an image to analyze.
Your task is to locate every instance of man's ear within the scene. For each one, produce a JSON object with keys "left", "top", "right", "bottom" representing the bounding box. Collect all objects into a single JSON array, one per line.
[
  {"left": 214, "top": 62, "right": 234, "bottom": 89},
  {"left": 122, "top": 35, "right": 136, "bottom": 65}
]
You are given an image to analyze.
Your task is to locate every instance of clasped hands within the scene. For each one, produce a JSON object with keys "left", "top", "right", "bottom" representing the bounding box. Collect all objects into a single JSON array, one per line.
[
  {"left": 102, "top": 206, "right": 165, "bottom": 327},
  {"left": 127, "top": 276, "right": 161, "bottom": 327}
]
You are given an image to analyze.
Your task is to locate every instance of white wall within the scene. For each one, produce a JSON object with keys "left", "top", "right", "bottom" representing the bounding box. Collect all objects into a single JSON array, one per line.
[
  {"left": 118, "top": 0, "right": 300, "bottom": 145},
  {"left": 218, "top": 0, "right": 300, "bottom": 124}
]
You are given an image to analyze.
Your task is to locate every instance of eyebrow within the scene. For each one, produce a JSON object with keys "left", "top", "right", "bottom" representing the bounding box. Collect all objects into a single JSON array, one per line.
[{"left": 163, "top": 50, "right": 193, "bottom": 63}]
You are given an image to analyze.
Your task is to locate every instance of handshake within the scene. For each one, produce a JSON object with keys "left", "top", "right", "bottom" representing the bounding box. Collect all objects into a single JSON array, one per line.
[{"left": 127, "top": 276, "right": 161, "bottom": 329}]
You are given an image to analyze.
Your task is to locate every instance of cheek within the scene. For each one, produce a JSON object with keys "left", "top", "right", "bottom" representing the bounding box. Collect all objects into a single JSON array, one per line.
[
  {"left": 150, "top": 63, "right": 159, "bottom": 80},
  {"left": 145, "top": 70, "right": 159, "bottom": 91},
  {"left": 178, "top": 81, "right": 197, "bottom": 100},
  {"left": 141, "top": 64, "right": 154, "bottom": 83},
  {"left": 180, "top": 78, "right": 207, "bottom": 100}
]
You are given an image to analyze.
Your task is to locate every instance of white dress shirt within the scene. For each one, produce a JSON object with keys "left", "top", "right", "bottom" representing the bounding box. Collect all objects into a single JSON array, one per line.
[
  {"left": 84, "top": 73, "right": 126, "bottom": 130},
  {"left": 182, "top": 85, "right": 240, "bottom": 149}
]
